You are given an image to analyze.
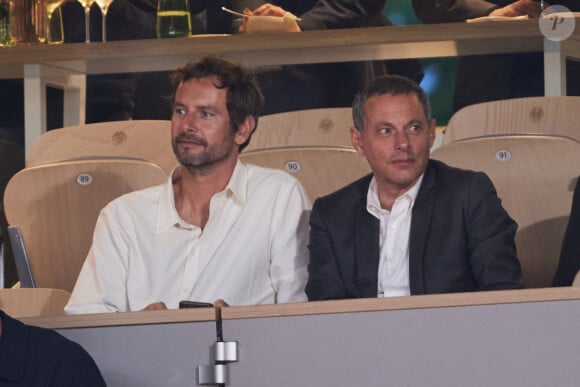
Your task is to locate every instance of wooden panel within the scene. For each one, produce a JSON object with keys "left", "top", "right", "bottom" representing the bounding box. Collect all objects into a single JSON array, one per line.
[
  {"left": 0, "top": 288, "right": 70, "bottom": 317},
  {"left": 0, "top": 21, "right": 545, "bottom": 76},
  {"left": 20, "top": 287, "right": 580, "bottom": 329},
  {"left": 219, "top": 287, "right": 580, "bottom": 320}
]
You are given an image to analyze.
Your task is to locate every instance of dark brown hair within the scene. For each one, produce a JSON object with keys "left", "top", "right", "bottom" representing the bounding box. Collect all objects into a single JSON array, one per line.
[{"left": 170, "top": 55, "right": 264, "bottom": 151}]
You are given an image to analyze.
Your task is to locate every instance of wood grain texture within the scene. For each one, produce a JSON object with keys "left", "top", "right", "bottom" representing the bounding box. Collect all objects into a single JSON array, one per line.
[
  {"left": 18, "top": 287, "right": 580, "bottom": 329},
  {"left": 246, "top": 108, "right": 354, "bottom": 152},
  {"left": 240, "top": 146, "right": 371, "bottom": 201},
  {"left": 0, "top": 288, "right": 70, "bottom": 317},
  {"left": 431, "top": 134, "right": 580, "bottom": 288},
  {"left": 26, "top": 120, "right": 178, "bottom": 174},
  {"left": 0, "top": 21, "right": 545, "bottom": 77},
  {"left": 444, "top": 96, "right": 580, "bottom": 145},
  {"left": 3, "top": 160, "right": 168, "bottom": 291},
  {"left": 20, "top": 307, "right": 216, "bottom": 329}
]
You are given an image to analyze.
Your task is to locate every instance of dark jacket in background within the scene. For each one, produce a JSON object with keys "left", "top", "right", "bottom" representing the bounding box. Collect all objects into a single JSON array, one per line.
[
  {"left": 412, "top": 0, "right": 580, "bottom": 112},
  {"left": 200, "top": 0, "right": 423, "bottom": 114}
]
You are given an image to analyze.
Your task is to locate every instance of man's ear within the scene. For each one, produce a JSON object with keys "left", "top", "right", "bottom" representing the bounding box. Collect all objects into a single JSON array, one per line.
[
  {"left": 235, "top": 115, "right": 255, "bottom": 146},
  {"left": 428, "top": 118, "right": 437, "bottom": 148},
  {"left": 351, "top": 127, "right": 366, "bottom": 156}
]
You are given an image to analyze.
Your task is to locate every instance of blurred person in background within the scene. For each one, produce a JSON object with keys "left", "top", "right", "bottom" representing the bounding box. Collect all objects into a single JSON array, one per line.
[{"left": 412, "top": 0, "right": 580, "bottom": 112}]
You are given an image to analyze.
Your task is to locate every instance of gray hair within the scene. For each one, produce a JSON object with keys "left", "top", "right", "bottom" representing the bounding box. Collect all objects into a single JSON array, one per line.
[{"left": 352, "top": 75, "right": 432, "bottom": 131}]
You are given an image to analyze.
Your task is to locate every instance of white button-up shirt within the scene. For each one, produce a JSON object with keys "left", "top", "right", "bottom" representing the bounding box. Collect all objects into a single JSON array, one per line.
[
  {"left": 66, "top": 161, "right": 311, "bottom": 314},
  {"left": 366, "top": 175, "right": 423, "bottom": 297}
]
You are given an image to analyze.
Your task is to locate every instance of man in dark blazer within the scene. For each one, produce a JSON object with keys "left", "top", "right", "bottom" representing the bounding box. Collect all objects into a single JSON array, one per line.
[{"left": 306, "top": 75, "right": 522, "bottom": 300}]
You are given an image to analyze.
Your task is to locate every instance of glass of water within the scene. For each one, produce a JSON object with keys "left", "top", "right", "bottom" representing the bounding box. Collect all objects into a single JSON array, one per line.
[{"left": 156, "top": 0, "right": 191, "bottom": 38}]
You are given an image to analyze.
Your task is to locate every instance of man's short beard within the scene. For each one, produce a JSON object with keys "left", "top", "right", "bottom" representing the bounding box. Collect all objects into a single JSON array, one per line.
[{"left": 172, "top": 133, "right": 234, "bottom": 175}]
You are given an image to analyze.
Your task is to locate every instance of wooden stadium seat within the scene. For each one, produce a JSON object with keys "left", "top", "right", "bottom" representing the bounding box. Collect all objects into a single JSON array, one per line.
[
  {"left": 240, "top": 146, "right": 371, "bottom": 201},
  {"left": 249, "top": 107, "right": 445, "bottom": 152},
  {"left": 0, "top": 288, "right": 70, "bottom": 317},
  {"left": 3, "top": 159, "right": 167, "bottom": 292},
  {"left": 26, "top": 120, "right": 178, "bottom": 174},
  {"left": 246, "top": 108, "right": 354, "bottom": 152},
  {"left": 443, "top": 96, "right": 580, "bottom": 145},
  {"left": 431, "top": 134, "right": 580, "bottom": 288}
]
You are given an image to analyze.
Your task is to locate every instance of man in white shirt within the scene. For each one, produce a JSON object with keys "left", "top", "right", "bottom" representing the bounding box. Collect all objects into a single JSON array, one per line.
[
  {"left": 66, "top": 56, "right": 310, "bottom": 314},
  {"left": 306, "top": 75, "right": 521, "bottom": 300}
]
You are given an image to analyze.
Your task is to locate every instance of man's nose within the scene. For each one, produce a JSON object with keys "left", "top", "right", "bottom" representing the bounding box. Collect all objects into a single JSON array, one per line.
[
  {"left": 183, "top": 113, "right": 198, "bottom": 133},
  {"left": 394, "top": 130, "right": 410, "bottom": 150}
]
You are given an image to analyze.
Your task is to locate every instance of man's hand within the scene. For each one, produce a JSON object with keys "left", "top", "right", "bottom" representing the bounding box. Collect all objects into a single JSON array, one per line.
[
  {"left": 253, "top": 3, "right": 287, "bottom": 17},
  {"left": 141, "top": 301, "right": 168, "bottom": 311},
  {"left": 213, "top": 299, "right": 229, "bottom": 307},
  {"left": 490, "top": 0, "right": 543, "bottom": 18},
  {"left": 251, "top": 3, "right": 301, "bottom": 32}
]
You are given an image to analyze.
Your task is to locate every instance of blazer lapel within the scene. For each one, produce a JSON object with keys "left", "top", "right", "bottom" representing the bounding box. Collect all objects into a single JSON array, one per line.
[
  {"left": 409, "top": 162, "right": 437, "bottom": 295},
  {"left": 354, "top": 180, "right": 380, "bottom": 298}
]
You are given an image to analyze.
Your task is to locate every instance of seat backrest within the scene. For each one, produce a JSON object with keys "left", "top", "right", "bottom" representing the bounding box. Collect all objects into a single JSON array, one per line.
[
  {"left": 0, "top": 288, "right": 71, "bottom": 317},
  {"left": 240, "top": 146, "right": 371, "bottom": 201},
  {"left": 443, "top": 96, "right": 580, "bottom": 145},
  {"left": 431, "top": 134, "right": 580, "bottom": 288},
  {"left": 245, "top": 108, "right": 354, "bottom": 152},
  {"left": 26, "top": 120, "right": 178, "bottom": 174},
  {"left": 3, "top": 159, "right": 168, "bottom": 291}
]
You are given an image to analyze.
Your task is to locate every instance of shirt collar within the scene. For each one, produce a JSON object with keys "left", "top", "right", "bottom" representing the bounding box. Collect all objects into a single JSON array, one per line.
[
  {"left": 366, "top": 174, "right": 424, "bottom": 218},
  {"left": 157, "top": 160, "right": 248, "bottom": 232}
]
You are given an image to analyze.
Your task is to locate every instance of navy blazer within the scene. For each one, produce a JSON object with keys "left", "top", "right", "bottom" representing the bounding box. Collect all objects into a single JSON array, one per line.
[{"left": 306, "top": 159, "right": 522, "bottom": 300}]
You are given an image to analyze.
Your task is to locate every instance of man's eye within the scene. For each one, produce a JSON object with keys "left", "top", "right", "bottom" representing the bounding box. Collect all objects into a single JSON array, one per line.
[
  {"left": 379, "top": 127, "right": 391, "bottom": 135},
  {"left": 407, "top": 124, "right": 421, "bottom": 133},
  {"left": 174, "top": 107, "right": 186, "bottom": 116},
  {"left": 201, "top": 111, "right": 214, "bottom": 118}
]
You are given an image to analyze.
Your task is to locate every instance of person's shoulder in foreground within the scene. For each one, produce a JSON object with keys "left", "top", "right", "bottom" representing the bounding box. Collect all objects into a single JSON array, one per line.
[
  {"left": 306, "top": 73, "right": 521, "bottom": 300},
  {"left": 0, "top": 310, "right": 106, "bottom": 386}
]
